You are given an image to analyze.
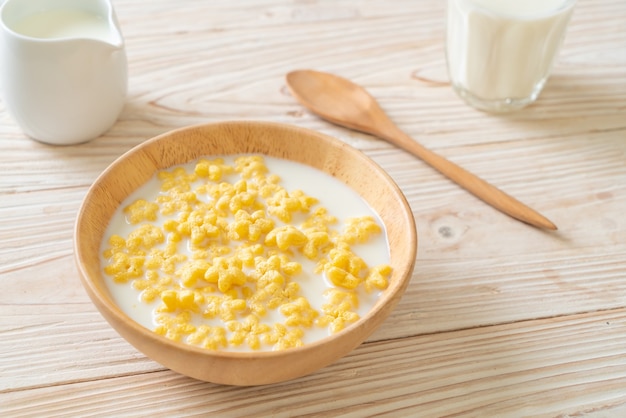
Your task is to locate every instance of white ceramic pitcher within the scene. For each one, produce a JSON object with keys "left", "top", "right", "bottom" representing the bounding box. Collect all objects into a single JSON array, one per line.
[{"left": 0, "top": 0, "right": 127, "bottom": 145}]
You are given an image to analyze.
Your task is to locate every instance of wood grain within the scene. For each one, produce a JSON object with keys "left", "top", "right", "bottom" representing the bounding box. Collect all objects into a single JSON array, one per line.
[
  {"left": 3, "top": 309, "right": 626, "bottom": 417},
  {"left": 1, "top": 0, "right": 625, "bottom": 415}
]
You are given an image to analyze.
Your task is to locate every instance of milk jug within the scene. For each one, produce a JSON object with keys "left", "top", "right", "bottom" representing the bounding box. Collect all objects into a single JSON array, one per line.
[{"left": 0, "top": 0, "right": 127, "bottom": 145}]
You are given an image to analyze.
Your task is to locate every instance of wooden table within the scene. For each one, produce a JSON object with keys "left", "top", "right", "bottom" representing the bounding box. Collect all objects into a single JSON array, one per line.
[{"left": 2, "top": 0, "right": 625, "bottom": 416}]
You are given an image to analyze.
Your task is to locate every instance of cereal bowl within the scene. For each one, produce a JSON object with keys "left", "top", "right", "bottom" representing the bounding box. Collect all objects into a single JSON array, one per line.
[{"left": 74, "top": 120, "right": 417, "bottom": 386}]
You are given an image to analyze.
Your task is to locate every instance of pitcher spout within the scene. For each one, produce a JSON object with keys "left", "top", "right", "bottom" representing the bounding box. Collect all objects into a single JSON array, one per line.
[{"left": 102, "top": 0, "right": 124, "bottom": 48}]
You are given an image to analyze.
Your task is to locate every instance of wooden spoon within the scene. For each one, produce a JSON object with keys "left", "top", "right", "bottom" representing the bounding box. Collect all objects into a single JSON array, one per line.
[{"left": 286, "top": 69, "right": 557, "bottom": 230}]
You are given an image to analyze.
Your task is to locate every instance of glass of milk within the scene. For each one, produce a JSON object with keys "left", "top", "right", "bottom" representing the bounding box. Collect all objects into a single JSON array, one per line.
[{"left": 446, "top": 0, "right": 576, "bottom": 112}]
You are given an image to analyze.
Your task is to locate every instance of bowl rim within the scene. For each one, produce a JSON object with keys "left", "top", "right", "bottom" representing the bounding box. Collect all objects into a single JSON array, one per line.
[{"left": 74, "top": 119, "right": 417, "bottom": 362}]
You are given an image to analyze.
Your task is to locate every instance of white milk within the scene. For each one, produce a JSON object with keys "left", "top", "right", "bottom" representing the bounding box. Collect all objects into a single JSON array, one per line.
[
  {"left": 101, "top": 155, "right": 391, "bottom": 351},
  {"left": 446, "top": 0, "right": 576, "bottom": 111},
  {"left": 11, "top": 9, "right": 111, "bottom": 42},
  {"left": 468, "top": 0, "right": 571, "bottom": 16}
]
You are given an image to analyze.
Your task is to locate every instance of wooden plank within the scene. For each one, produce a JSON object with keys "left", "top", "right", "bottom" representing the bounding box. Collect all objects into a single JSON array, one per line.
[{"left": 3, "top": 309, "right": 626, "bottom": 417}]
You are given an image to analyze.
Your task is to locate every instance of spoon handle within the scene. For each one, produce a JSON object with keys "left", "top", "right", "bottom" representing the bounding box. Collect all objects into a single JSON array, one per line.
[{"left": 383, "top": 126, "right": 557, "bottom": 230}]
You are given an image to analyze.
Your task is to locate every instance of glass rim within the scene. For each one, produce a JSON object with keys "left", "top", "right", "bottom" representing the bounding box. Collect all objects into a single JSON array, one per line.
[{"left": 454, "top": 0, "right": 578, "bottom": 20}]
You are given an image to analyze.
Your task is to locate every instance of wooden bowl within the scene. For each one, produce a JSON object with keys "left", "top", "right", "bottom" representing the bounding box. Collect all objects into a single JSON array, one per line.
[{"left": 74, "top": 120, "right": 417, "bottom": 386}]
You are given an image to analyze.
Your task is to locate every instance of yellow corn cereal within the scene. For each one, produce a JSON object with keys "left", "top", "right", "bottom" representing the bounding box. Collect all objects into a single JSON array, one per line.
[
  {"left": 102, "top": 155, "right": 393, "bottom": 352},
  {"left": 104, "top": 252, "right": 145, "bottom": 283},
  {"left": 187, "top": 324, "right": 228, "bottom": 350},
  {"left": 341, "top": 216, "right": 382, "bottom": 244},
  {"left": 124, "top": 199, "right": 159, "bottom": 225},
  {"left": 280, "top": 297, "right": 319, "bottom": 327},
  {"left": 365, "top": 265, "right": 393, "bottom": 293},
  {"left": 265, "top": 225, "right": 307, "bottom": 250},
  {"left": 264, "top": 323, "right": 305, "bottom": 350},
  {"left": 227, "top": 314, "right": 271, "bottom": 350}
]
